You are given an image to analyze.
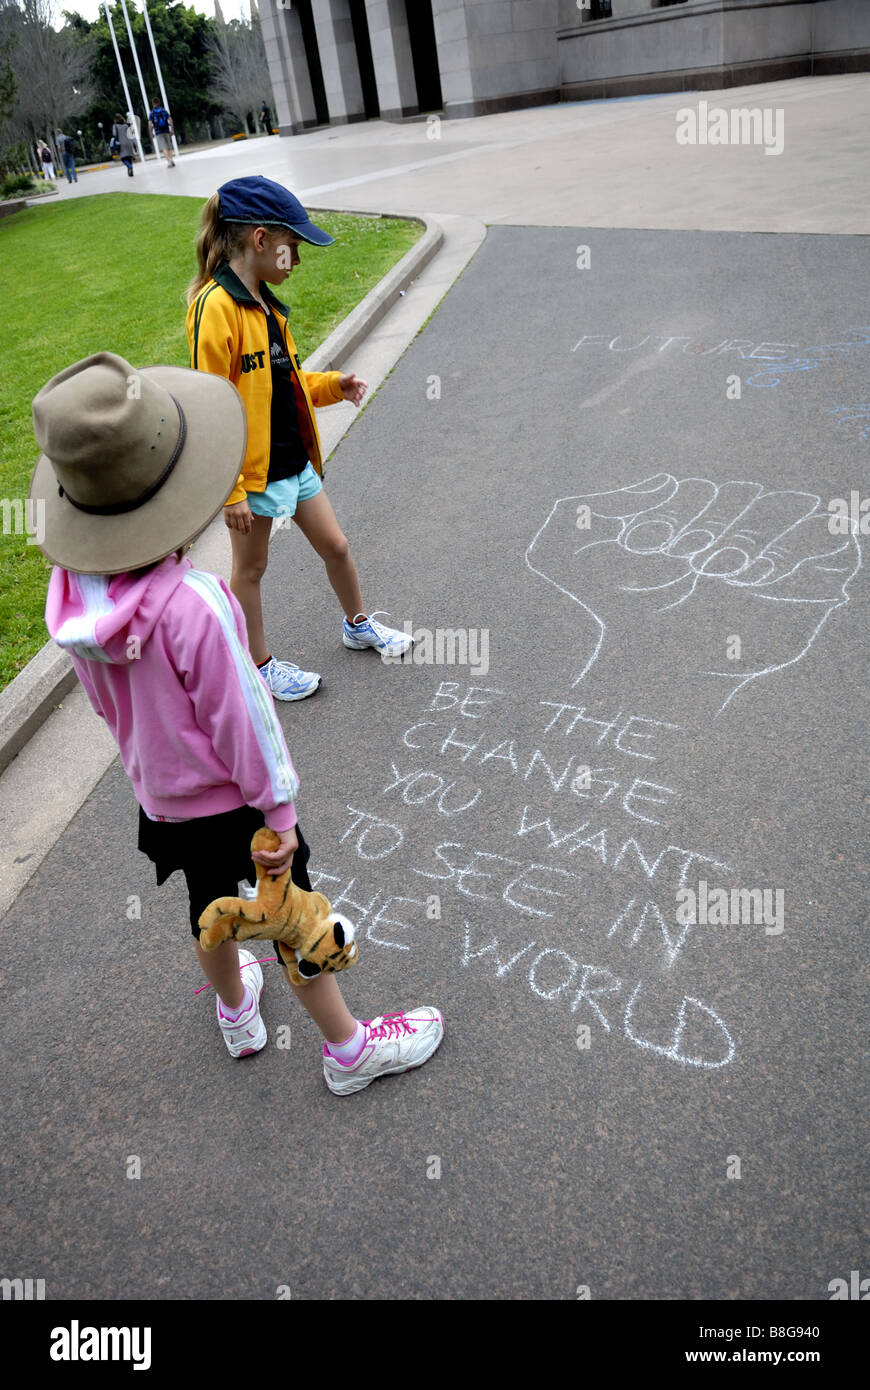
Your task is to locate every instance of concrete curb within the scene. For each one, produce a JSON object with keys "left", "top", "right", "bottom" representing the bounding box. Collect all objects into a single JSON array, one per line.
[
  {"left": 299, "top": 207, "right": 443, "bottom": 372},
  {"left": 0, "top": 210, "right": 442, "bottom": 776},
  {"left": 0, "top": 644, "right": 79, "bottom": 775}
]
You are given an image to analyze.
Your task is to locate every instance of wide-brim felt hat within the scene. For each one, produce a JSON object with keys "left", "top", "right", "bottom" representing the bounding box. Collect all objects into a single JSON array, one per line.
[{"left": 29, "top": 352, "right": 247, "bottom": 575}]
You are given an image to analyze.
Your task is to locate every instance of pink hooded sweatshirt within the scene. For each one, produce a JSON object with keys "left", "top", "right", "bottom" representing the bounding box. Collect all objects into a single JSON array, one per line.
[{"left": 45, "top": 554, "right": 298, "bottom": 831}]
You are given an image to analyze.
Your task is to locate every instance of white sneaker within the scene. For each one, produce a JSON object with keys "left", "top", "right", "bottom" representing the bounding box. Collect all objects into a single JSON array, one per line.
[
  {"left": 342, "top": 611, "right": 413, "bottom": 657},
  {"left": 259, "top": 656, "right": 321, "bottom": 701},
  {"left": 322, "top": 1006, "right": 444, "bottom": 1095},
  {"left": 216, "top": 949, "right": 267, "bottom": 1057}
]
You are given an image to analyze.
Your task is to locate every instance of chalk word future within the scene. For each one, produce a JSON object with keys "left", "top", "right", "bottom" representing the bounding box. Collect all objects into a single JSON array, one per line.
[
  {"left": 526, "top": 472, "right": 862, "bottom": 714},
  {"left": 570, "top": 328, "right": 870, "bottom": 389}
]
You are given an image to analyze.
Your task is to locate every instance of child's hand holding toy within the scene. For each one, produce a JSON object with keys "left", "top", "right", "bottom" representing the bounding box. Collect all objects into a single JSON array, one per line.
[{"left": 198, "top": 828, "right": 358, "bottom": 987}]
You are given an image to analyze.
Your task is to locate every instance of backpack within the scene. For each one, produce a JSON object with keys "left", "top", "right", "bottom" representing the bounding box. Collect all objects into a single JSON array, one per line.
[{"left": 151, "top": 106, "right": 169, "bottom": 133}]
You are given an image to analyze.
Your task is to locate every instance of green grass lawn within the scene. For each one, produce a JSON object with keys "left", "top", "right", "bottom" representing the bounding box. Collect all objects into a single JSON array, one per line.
[{"left": 0, "top": 192, "right": 422, "bottom": 688}]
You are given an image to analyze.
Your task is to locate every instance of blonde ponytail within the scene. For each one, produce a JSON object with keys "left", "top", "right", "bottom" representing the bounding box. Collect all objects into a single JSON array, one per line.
[
  {"left": 187, "top": 191, "right": 297, "bottom": 305},
  {"left": 187, "top": 193, "right": 245, "bottom": 305}
]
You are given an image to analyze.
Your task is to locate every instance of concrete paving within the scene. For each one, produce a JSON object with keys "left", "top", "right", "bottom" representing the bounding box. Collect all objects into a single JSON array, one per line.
[
  {"left": 2, "top": 79, "right": 868, "bottom": 1301},
  {"left": 50, "top": 75, "right": 870, "bottom": 233}
]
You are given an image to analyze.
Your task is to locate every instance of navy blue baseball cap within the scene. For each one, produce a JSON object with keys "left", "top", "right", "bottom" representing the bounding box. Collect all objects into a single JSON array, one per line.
[{"left": 217, "top": 175, "right": 334, "bottom": 246}]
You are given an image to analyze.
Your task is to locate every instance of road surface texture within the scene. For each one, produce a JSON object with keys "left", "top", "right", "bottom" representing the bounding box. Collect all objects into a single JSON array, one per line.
[{"left": 2, "top": 220, "right": 866, "bottom": 1299}]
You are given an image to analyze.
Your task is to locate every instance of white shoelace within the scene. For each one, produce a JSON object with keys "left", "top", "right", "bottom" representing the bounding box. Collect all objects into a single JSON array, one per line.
[{"left": 357, "top": 611, "right": 405, "bottom": 646}]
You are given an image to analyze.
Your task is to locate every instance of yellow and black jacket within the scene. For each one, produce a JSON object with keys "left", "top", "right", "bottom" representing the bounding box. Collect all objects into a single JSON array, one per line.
[{"left": 186, "top": 262, "right": 345, "bottom": 506}]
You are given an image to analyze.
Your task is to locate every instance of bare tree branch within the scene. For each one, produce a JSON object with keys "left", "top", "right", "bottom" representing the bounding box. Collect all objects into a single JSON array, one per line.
[
  {"left": 1, "top": 0, "right": 93, "bottom": 151},
  {"left": 205, "top": 13, "right": 270, "bottom": 134}
]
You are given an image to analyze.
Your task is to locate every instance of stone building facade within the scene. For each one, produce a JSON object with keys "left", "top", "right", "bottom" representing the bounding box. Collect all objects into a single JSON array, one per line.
[{"left": 258, "top": 0, "right": 870, "bottom": 134}]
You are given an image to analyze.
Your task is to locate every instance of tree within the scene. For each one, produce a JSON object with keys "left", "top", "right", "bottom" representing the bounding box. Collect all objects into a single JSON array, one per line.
[
  {"left": 64, "top": 1, "right": 219, "bottom": 150},
  {"left": 1, "top": 0, "right": 273, "bottom": 167},
  {"left": 1, "top": 0, "right": 92, "bottom": 156},
  {"left": 205, "top": 7, "right": 272, "bottom": 135},
  {"left": 0, "top": 5, "right": 18, "bottom": 144}
]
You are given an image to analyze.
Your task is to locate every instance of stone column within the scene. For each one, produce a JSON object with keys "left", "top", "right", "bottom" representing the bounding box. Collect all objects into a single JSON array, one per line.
[
  {"left": 365, "top": 0, "right": 419, "bottom": 119},
  {"left": 431, "top": 0, "right": 474, "bottom": 119},
  {"left": 260, "top": 0, "right": 320, "bottom": 134},
  {"left": 434, "top": 0, "right": 560, "bottom": 120},
  {"left": 312, "top": 0, "right": 367, "bottom": 125}
]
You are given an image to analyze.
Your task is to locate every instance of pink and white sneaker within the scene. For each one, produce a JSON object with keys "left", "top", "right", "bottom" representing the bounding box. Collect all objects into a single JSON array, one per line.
[
  {"left": 217, "top": 949, "right": 267, "bottom": 1058},
  {"left": 322, "top": 1006, "right": 444, "bottom": 1096}
]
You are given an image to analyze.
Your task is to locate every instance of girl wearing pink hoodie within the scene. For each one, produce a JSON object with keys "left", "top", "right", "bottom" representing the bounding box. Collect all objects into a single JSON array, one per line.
[{"left": 31, "top": 351, "right": 443, "bottom": 1094}]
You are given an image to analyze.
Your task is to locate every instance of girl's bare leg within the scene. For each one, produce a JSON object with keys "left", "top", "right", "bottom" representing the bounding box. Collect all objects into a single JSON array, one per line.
[
  {"left": 292, "top": 491, "right": 365, "bottom": 621},
  {"left": 195, "top": 943, "right": 357, "bottom": 1039},
  {"left": 281, "top": 964, "right": 358, "bottom": 1044},
  {"left": 229, "top": 515, "right": 273, "bottom": 664},
  {"left": 193, "top": 938, "right": 246, "bottom": 1011}
]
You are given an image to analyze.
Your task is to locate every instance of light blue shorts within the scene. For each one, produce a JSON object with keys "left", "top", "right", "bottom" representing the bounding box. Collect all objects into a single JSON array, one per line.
[{"left": 247, "top": 461, "right": 323, "bottom": 518}]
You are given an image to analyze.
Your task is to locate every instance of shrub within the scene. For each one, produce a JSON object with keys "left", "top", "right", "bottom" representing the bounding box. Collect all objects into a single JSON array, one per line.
[
  {"left": 0, "top": 142, "right": 32, "bottom": 180},
  {"left": 1, "top": 173, "right": 38, "bottom": 198}
]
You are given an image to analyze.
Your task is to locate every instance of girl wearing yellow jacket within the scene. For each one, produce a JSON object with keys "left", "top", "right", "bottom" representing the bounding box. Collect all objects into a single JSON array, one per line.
[{"left": 186, "top": 176, "right": 412, "bottom": 700}]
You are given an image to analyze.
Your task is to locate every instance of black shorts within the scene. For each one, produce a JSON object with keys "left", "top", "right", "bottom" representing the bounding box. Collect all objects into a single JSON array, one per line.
[{"left": 137, "top": 803, "right": 312, "bottom": 936}]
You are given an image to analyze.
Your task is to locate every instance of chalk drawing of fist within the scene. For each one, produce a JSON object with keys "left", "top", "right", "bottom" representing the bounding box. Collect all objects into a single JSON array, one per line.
[{"left": 526, "top": 473, "right": 861, "bottom": 719}]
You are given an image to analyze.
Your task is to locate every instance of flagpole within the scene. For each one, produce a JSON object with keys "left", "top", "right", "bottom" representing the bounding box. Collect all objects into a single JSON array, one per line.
[
  {"left": 119, "top": 0, "right": 159, "bottom": 159},
  {"left": 141, "top": 0, "right": 180, "bottom": 162},
  {"left": 103, "top": 2, "right": 142, "bottom": 162}
]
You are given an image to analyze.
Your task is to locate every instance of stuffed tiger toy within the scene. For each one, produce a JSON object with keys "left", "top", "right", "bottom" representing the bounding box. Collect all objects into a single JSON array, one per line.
[{"left": 198, "top": 827, "right": 358, "bottom": 986}]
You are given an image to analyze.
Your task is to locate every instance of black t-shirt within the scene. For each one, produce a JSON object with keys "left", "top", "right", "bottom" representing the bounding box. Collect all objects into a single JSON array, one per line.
[{"left": 266, "top": 309, "right": 308, "bottom": 481}]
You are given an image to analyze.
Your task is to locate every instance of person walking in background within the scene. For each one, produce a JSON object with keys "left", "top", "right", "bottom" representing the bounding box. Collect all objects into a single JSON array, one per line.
[
  {"left": 111, "top": 113, "right": 135, "bottom": 177},
  {"left": 37, "top": 140, "right": 54, "bottom": 179},
  {"left": 260, "top": 100, "right": 274, "bottom": 134},
  {"left": 56, "top": 129, "right": 77, "bottom": 183},
  {"left": 148, "top": 97, "right": 175, "bottom": 167}
]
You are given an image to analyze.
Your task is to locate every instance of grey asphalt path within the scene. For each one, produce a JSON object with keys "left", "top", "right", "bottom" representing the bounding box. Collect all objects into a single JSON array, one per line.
[{"left": 2, "top": 224, "right": 867, "bottom": 1299}]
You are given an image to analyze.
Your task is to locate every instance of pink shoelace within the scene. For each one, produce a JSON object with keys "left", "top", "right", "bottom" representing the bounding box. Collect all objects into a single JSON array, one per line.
[
  {"left": 363, "top": 1010, "right": 416, "bottom": 1040},
  {"left": 194, "top": 956, "right": 278, "bottom": 995}
]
